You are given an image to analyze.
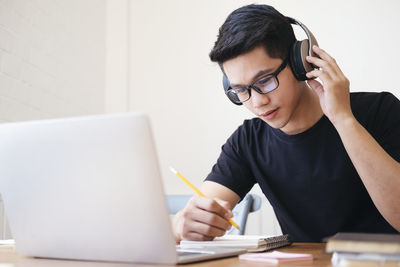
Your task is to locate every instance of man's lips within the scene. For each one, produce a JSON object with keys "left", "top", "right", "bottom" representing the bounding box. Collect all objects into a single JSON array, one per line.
[{"left": 259, "top": 108, "right": 279, "bottom": 119}]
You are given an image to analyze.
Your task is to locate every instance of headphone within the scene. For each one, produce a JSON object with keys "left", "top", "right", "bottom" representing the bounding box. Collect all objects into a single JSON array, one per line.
[{"left": 222, "top": 17, "right": 319, "bottom": 105}]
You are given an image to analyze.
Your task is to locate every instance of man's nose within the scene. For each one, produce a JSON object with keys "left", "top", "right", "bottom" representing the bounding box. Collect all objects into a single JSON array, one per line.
[{"left": 250, "top": 88, "right": 270, "bottom": 108}]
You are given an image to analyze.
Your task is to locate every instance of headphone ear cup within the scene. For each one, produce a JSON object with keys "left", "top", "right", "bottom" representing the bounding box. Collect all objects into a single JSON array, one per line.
[
  {"left": 222, "top": 75, "right": 242, "bottom": 105},
  {"left": 289, "top": 40, "right": 307, "bottom": 81},
  {"left": 290, "top": 40, "right": 316, "bottom": 81}
]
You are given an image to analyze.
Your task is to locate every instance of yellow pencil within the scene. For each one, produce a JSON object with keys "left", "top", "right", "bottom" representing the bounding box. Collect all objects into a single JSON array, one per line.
[{"left": 169, "top": 166, "right": 241, "bottom": 232}]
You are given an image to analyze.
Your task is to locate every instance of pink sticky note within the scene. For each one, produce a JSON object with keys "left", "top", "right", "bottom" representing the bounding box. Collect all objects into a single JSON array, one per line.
[{"left": 239, "top": 250, "right": 313, "bottom": 264}]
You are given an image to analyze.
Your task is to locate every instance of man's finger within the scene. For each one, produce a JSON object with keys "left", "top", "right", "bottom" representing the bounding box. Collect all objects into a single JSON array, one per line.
[
  {"left": 191, "top": 196, "right": 232, "bottom": 219},
  {"left": 306, "top": 69, "right": 331, "bottom": 82},
  {"left": 311, "top": 45, "right": 335, "bottom": 63},
  {"left": 181, "top": 231, "right": 214, "bottom": 241},
  {"left": 187, "top": 208, "right": 232, "bottom": 231},
  {"left": 310, "top": 45, "right": 343, "bottom": 74},
  {"left": 184, "top": 220, "right": 228, "bottom": 238},
  {"left": 214, "top": 198, "right": 234, "bottom": 218},
  {"left": 307, "top": 79, "right": 324, "bottom": 98}
]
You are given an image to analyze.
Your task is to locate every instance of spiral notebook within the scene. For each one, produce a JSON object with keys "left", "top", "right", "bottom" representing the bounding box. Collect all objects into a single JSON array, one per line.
[{"left": 180, "top": 234, "right": 291, "bottom": 252}]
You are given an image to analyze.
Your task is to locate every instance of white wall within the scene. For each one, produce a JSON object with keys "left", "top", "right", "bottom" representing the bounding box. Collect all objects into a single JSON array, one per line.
[
  {"left": 127, "top": 0, "right": 400, "bottom": 235},
  {"left": 1, "top": 0, "right": 399, "bottom": 238},
  {"left": 0, "top": 0, "right": 106, "bottom": 238},
  {"left": 105, "top": 0, "right": 129, "bottom": 113}
]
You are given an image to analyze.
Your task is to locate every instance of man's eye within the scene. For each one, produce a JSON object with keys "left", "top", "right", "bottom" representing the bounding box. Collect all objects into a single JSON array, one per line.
[
  {"left": 255, "top": 76, "right": 273, "bottom": 85},
  {"left": 232, "top": 87, "right": 247, "bottom": 94}
]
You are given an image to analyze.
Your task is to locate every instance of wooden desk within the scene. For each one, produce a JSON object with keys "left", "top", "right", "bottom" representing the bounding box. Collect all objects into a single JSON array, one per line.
[{"left": 0, "top": 243, "right": 333, "bottom": 266}]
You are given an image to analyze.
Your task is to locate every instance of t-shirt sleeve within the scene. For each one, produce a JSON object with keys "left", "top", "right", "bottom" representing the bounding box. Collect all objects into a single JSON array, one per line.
[
  {"left": 362, "top": 92, "right": 400, "bottom": 162},
  {"left": 205, "top": 123, "right": 256, "bottom": 200}
]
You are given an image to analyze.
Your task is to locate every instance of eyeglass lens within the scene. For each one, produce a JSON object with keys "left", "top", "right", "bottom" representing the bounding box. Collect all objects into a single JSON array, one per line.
[{"left": 230, "top": 76, "right": 278, "bottom": 103}]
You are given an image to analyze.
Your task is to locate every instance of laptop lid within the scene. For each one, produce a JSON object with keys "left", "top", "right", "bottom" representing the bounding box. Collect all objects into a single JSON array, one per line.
[
  {"left": 0, "top": 113, "right": 181, "bottom": 264},
  {"left": 0, "top": 112, "right": 244, "bottom": 264}
]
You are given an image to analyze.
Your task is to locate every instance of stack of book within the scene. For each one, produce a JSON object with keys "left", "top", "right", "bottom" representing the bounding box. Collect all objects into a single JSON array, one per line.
[
  {"left": 326, "top": 232, "right": 400, "bottom": 266},
  {"left": 180, "top": 234, "right": 291, "bottom": 252}
]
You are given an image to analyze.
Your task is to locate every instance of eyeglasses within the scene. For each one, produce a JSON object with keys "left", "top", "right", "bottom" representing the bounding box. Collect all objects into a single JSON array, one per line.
[{"left": 226, "top": 57, "right": 288, "bottom": 104}]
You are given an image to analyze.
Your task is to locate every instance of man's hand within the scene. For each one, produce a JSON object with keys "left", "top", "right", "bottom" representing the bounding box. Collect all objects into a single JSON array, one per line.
[
  {"left": 173, "top": 196, "right": 234, "bottom": 242},
  {"left": 307, "top": 45, "right": 400, "bottom": 231},
  {"left": 305, "top": 45, "right": 353, "bottom": 126}
]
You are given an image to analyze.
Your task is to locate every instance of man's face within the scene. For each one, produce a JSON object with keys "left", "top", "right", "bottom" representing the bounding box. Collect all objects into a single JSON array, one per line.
[{"left": 222, "top": 45, "right": 303, "bottom": 132}]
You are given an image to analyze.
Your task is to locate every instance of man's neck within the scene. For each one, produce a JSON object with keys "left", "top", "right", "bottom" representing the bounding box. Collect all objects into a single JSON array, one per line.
[{"left": 281, "top": 83, "right": 324, "bottom": 135}]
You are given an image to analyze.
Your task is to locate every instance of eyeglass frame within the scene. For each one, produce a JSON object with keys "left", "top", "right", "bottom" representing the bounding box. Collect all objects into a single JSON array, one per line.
[{"left": 225, "top": 57, "right": 289, "bottom": 104}]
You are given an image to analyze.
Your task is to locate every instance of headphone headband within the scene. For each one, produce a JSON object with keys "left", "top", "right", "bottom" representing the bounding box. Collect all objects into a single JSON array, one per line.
[{"left": 286, "top": 17, "right": 319, "bottom": 62}]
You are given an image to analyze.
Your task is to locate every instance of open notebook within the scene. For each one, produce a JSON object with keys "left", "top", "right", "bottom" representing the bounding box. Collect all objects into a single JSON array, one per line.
[{"left": 180, "top": 234, "right": 291, "bottom": 252}]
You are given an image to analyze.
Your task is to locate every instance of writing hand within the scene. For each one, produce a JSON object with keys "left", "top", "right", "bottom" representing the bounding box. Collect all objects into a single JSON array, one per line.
[{"left": 173, "top": 196, "right": 233, "bottom": 241}]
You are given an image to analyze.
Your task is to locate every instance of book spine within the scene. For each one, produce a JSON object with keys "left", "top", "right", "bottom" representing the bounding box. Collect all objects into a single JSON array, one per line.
[{"left": 326, "top": 241, "right": 400, "bottom": 254}]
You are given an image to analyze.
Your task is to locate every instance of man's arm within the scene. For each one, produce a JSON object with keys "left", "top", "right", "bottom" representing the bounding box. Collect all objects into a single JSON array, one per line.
[
  {"left": 172, "top": 181, "right": 241, "bottom": 242},
  {"left": 306, "top": 45, "right": 400, "bottom": 231}
]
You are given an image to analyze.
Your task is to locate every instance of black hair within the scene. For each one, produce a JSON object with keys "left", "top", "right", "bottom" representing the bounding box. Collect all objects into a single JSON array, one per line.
[{"left": 209, "top": 4, "right": 295, "bottom": 64}]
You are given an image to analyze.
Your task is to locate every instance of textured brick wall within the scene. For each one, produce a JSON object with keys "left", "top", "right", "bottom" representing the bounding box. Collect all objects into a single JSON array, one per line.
[
  {"left": 0, "top": 0, "right": 105, "bottom": 122},
  {"left": 0, "top": 0, "right": 106, "bottom": 238}
]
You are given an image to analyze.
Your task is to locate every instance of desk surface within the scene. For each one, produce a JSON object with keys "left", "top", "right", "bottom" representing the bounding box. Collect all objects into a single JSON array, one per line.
[{"left": 0, "top": 243, "right": 333, "bottom": 267}]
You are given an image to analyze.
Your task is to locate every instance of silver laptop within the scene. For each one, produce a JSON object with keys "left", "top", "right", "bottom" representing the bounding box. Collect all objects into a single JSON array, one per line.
[{"left": 0, "top": 112, "right": 245, "bottom": 264}]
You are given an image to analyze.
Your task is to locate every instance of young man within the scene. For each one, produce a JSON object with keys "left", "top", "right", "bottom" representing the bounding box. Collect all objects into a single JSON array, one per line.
[{"left": 173, "top": 4, "right": 400, "bottom": 242}]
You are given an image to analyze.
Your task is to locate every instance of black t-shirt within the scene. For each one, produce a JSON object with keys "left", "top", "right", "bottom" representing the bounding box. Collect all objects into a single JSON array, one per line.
[{"left": 206, "top": 92, "right": 400, "bottom": 242}]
